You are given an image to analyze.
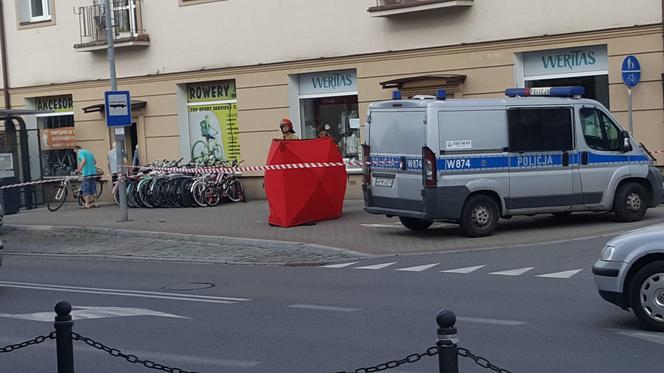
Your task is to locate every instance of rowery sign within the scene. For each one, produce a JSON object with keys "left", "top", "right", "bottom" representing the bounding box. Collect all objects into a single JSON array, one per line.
[{"left": 523, "top": 45, "right": 608, "bottom": 78}]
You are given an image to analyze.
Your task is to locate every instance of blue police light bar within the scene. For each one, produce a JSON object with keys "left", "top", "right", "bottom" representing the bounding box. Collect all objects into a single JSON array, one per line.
[
  {"left": 504, "top": 86, "right": 585, "bottom": 98},
  {"left": 392, "top": 90, "right": 402, "bottom": 100},
  {"left": 436, "top": 89, "right": 447, "bottom": 101}
]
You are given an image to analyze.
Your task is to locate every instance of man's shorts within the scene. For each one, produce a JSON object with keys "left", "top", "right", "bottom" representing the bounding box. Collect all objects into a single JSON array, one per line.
[{"left": 80, "top": 177, "right": 97, "bottom": 197}]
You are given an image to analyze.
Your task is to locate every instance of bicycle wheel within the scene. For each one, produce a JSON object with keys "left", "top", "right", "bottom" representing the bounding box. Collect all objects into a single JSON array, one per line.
[
  {"left": 205, "top": 186, "right": 221, "bottom": 207},
  {"left": 113, "top": 182, "right": 120, "bottom": 205},
  {"left": 46, "top": 185, "right": 68, "bottom": 212},
  {"left": 95, "top": 178, "right": 103, "bottom": 200},
  {"left": 191, "top": 180, "right": 208, "bottom": 207},
  {"left": 191, "top": 141, "right": 207, "bottom": 162},
  {"left": 225, "top": 178, "right": 245, "bottom": 203},
  {"left": 138, "top": 179, "right": 155, "bottom": 208},
  {"left": 181, "top": 179, "right": 196, "bottom": 207}
]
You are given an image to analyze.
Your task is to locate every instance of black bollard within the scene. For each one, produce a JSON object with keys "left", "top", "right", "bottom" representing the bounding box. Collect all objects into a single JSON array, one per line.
[
  {"left": 54, "top": 301, "right": 74, "bottom": 373},
  {"left": 436, "top": 310, "right": 459, "bottom": 373}
]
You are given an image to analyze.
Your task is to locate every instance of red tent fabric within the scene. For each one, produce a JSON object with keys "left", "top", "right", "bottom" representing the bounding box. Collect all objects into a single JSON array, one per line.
[{"left": 265, "top": 137, "right": 347, "bottom": 227}]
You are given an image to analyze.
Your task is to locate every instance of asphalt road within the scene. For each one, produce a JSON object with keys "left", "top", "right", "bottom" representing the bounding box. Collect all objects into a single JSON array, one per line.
[{"left": 1, "top": 231, "right": 663, "bottom": 373}]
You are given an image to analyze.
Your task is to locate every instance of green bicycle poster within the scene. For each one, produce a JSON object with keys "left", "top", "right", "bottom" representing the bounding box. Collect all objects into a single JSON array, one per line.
[{"left": 188, "top": 103, "right": 240, "bottom": 162}]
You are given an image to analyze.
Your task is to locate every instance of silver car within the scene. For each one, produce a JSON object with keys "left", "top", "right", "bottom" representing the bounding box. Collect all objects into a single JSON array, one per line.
[{"left": 593, "top": 224, "right": 664, "bottom": 331}]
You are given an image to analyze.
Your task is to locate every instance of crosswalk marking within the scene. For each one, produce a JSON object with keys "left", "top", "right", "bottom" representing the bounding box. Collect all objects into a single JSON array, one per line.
[
  {"left": 536, "top": 269, "right": 583, "bottom": 279},
  {"left": 355, "top": 262, "right": 397, "bottom": 270},
  {"left": 441, "top": 265, "right": 485, "bottom": 274},
  {"left": 489, "top": 267, "right": 534, "bottom": 276},
  {"left": 322, "top": 262, "right": 358, "bottom": 268},
  {"left": 396, "top": 264, "right": 440, "bottom": 272}
]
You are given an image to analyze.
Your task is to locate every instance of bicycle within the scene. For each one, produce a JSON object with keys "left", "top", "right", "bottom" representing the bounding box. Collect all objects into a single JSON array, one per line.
[{"left": 46, "top": 169, "right": 103, "bottom": 212}]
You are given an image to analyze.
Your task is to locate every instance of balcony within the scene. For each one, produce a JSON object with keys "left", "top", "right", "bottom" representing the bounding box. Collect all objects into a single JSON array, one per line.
[
  {"left": 74, "top": 0, "right": 149, "bottom": 52},
  {"left": 368, "top": 0, "right": 473, "bottom": 17}
]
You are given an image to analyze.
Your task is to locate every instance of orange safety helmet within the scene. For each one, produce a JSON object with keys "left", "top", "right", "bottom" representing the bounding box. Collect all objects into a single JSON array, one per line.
[{"left": 280, "top": 118, "right": 295, "bottom": 133}]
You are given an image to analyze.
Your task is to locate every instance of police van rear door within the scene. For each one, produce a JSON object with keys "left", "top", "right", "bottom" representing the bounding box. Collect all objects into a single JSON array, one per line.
[{"left": 369, "top": 108, "right": 427, "bottom": 207}]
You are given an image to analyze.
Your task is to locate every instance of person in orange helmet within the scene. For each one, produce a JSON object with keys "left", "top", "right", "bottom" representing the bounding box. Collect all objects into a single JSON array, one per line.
[{"left": 280, "top": 118, "right": 299, "bottom": 140}]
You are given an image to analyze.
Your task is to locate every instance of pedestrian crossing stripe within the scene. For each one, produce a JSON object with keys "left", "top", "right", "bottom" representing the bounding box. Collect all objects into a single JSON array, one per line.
[
  {"left": 441, "top": 265, "right": 485, "bottom": 274},
  {"left": 489, "top": 267, "right": 534, "bottom": 276},
  {"left": 536, "top": 269, "right": 583, "bottom": 279},
  {"left": 396, "top": 263, "right": 439, "bottom": 272},
  {"left": 355, "top": 262, "right": 397, "bottom": 270}
]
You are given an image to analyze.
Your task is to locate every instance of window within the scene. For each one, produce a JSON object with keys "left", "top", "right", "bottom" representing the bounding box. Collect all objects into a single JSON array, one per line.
[
  {"left": 580, "top": 108, "right": 621, "bottom": 152},
  {"left": 300, "top": 95, "right": 361, "bottom": 163},
  {"left": 17, "top": 0, "right": 54, "bottom": 27},
  {"left": 508, "top": 108, "right": 573, "bottom": 152},
  {"left": 39, "top": 115, "right": 76, "bottom": 177}
]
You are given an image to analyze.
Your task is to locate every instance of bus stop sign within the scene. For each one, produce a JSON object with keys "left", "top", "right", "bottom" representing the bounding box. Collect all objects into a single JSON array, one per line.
[
  {"left": 105, "top": 91, "right": 132, "bottom": 127},
  {"left": 621, "top": 55, "right": 641, "bottom": 89}
]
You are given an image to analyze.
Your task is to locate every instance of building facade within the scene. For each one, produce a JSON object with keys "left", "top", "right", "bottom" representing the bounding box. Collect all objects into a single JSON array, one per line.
[{"left": 1, "top": 0, "right": 663, "bottom": 199}]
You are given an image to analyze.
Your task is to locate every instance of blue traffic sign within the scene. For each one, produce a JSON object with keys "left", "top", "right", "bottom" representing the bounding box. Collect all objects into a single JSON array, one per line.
[
  {"left": 104, "top": 91, "right": 132, "bottom": 127},
  {"left": 621, "top": 55, "right": 641, "bottom": 88}
]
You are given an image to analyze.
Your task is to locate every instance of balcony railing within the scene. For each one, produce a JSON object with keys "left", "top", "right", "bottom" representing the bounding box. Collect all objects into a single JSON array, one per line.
[
  {"left": 368, "top": 0, "right": 473, "bottom": 17},
  {"left": 74, "top": 0, "right": 149, "bottom": 51}
]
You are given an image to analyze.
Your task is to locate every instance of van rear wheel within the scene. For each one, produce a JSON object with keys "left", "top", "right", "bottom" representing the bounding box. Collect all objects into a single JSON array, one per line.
[
  {"left": 460, "top": 195, "right": 499, "bottom": 237},
  {"left": 399, "top": 217, "right": 433, "bottom": 231},
  {"left": 614, "top": 183, "right": 648, "bottom": 222}
]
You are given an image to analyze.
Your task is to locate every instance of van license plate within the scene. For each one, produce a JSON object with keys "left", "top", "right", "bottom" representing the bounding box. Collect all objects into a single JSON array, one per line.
[{"left": 374, "top": 177, "right": 394, "bottom": 187}]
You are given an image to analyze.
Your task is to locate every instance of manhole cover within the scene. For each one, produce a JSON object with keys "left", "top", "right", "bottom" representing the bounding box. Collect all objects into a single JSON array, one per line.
[{"left": 163, "top": 282, "right": 215, "bottom": 291}]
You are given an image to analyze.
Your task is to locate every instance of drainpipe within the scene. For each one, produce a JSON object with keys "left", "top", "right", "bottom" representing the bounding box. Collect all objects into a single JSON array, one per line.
[{"left": 0, "top": 0, "right": 10, "bottom": 110}]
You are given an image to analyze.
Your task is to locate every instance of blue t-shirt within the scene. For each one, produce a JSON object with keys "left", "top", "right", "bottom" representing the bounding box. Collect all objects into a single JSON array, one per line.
[{"left": 77, "top": 149, "right": 97, "bottom": 177}]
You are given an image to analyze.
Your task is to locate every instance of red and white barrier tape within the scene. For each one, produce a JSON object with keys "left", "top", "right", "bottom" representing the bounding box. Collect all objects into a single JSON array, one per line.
[
  {"left": 0, "top": 178, "right": 65, "bottom": 190},
  {"left": 124, "top": 160, "right": 371, "bottom": 175}
]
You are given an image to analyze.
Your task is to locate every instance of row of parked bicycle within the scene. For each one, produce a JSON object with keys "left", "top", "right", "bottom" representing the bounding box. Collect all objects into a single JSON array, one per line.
[{"left": 113, "top": 159, "right": 245, "bottom": 208}]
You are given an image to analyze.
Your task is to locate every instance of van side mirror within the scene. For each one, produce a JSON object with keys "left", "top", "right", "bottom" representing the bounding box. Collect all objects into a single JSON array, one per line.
[{"left": 621, "top": 130, "right": 633, "bottom": 152}]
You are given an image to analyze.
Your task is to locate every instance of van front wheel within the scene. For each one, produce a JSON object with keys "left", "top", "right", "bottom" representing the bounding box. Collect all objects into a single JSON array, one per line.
[
  {"left": 399, "top": 216, "right": 433, "bottom": 231},
  {"left": 460, "top": 195, "right": 499, "bottom": 237},
  {"left": 614, "top": 183, "right": 648, "bottom": 222}
]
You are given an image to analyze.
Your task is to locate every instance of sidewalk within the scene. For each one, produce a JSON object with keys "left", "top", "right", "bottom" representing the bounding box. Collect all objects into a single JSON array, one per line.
[{"left": 6, "top": 200, "right": 664, "bottom": 258}]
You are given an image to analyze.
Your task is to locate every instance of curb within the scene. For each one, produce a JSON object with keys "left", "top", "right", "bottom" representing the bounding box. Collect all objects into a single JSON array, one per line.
[{"left": 4, "top": 224, "right": 372, "bottom": 265}]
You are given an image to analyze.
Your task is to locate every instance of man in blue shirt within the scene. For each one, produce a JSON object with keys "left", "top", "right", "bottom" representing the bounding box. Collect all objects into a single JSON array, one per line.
[{"left": 74, "top": 145, "right": 98, "bottom": 208}]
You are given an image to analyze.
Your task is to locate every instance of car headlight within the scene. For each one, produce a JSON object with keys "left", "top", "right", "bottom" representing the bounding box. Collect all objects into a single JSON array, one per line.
[{"left": 600, "top": 246, "right": 616, "bottom": 261}]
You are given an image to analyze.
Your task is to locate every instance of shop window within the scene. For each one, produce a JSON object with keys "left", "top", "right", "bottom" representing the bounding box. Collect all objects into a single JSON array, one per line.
[
  {"left": 300, "top": 95, "right": 361, "bottom": 164},
  {"left": 580, "top": 108, "right": 621, "bottom": 152},
  {"left": 508, "top": 108, "right": 573, "bottom": 152},
  {"left": 39, "top": 115, "right": 76, "bottom": 177},
  {"left": 526, "top": 75, "right": 609, "bottom": 109}
]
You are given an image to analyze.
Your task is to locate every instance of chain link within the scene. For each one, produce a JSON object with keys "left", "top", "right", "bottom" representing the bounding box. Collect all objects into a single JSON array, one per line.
[
  {"left": 458, "top": 347, "right": 512, "bottom": 373},
  {"left": 0, "top": 332, "right": 56, "bottom": 354},
  {"left": 336, "top": 346, "right": 439, "bottom": 373},
  {"left": 72, "top": 332, "right": 198, "bottom": 373}
]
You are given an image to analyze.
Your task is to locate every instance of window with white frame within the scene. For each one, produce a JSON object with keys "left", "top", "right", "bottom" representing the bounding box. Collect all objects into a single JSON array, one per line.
[{"left": 17, "top": 0, "right": 52, "bottom": 24}]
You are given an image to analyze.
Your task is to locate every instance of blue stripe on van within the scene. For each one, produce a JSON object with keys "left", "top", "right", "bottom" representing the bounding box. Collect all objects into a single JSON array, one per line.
[{"left": 370, "top": 152, "right": 649, "bottom": 173}]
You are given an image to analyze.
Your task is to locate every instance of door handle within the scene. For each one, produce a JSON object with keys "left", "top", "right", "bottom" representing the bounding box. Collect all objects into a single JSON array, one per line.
[
  {"left": 581, "top": 151, "right": 589, "bottom": 165},
  {"left": 562, "top": 152, "right": 570, "bottom": 167}
]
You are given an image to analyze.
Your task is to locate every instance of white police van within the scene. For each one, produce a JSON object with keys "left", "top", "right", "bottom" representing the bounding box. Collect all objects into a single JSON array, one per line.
[{"left": 362, "top": 87, "right": 664, "bottom": 237}]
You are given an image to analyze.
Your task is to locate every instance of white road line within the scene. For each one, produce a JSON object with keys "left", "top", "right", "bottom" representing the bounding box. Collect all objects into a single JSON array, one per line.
[
  {"left": 396, "top": 263, "right": 440, "bottom": 272},
  {"left": 0, "top": 281, "right": 250, "bottom": 302},
  {"left": 610, "top": 329, "right": 664, "bottom": 345},
  {"left": 0, "top": 306, "right": 187, "bottom": 322},
  {"left": 355, "top": 262, "right": 398, "bottom": 270},
  {"left": 361, "top": 223, "right": 406, "bottom": 229},
  {"left": 489, "top": 267, "right": 534, "bottom": 276},
  {"left": 0, "top": 282, "right": 250, "bottom": 304},
  {"left": 322, "top": 262, "right": 358, "bottom": 268},
  {"left": 288, "top": 304, "right": 360, "bottom": 312},
  {"left": 536, "top": 269, "right": 583, "bottom": 279},
  {"left": 456, "top": 316, "right": 527, "bottom": 326},
  {"left": 441, "top": 265, "right": 485, "bottom": 274}
]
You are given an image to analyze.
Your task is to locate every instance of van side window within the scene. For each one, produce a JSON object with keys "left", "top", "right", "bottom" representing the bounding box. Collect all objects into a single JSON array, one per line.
[
  {"left": 580, "top": 108, "right": 621, "bottom": 151},
  {"left": 508, "top": 108, "right": 573, "bottom": 152}
]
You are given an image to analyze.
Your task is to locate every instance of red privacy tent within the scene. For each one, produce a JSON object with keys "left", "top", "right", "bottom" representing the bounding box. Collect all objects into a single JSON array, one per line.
[{"left": 264, "top": 137, "right": 347, "bottom": 228}]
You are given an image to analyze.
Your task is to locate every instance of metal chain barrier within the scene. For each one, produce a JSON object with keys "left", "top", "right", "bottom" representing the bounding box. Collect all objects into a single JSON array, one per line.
[
  {"left": 336, "top": 346, "right": 440, "bottom": 373},
  {"left": 0, "top": 332, "right": 56, "bottom": 354},
  {"left": 71, "top": 332, "right": 199, "bottom": 373},
  {"left": 457, "top": 347, "right": 512, "bottom": 373}
]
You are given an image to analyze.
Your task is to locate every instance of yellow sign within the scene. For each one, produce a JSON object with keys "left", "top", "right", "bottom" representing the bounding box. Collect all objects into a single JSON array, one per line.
[
  {"left": 188, "top": 103, "right": 240, "bottom": 162},
  {"left": 35, "top": 95, "right": 73, "bottom": 113}
]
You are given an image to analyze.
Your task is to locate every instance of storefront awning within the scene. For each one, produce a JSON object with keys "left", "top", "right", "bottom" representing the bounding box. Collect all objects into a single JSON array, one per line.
[
  {"left": 82, "top": 100, "right": 147, "bottom": 114},
  {"left": 0, "top": 109, "right": 54, "bottom": 119},
  {"left": 380, "top": 74, "right": 467, "bottom": 89}
]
